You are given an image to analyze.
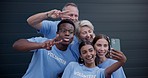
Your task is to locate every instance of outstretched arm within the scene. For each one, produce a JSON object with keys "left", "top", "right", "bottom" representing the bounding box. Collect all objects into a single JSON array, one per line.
[
  {"left": 12, "top": 39, "right": 43, "bottom": 52},
  {"left": 105, "top": 49, "right": 127, "bottom": 78},
  {"left": 13, "top": 35, "right": 62, "bottom": 52}
]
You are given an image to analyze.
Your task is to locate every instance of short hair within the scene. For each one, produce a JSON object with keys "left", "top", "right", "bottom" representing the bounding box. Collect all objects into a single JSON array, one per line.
[
  {"left": 57, "top": 19, "right": 75, "bottom": 33},
  {"left": 76, "top": 20, "right": 94, "bottom": 37},
  {"left": 62, "top": 3, "right": 78, "bottom": 11}
]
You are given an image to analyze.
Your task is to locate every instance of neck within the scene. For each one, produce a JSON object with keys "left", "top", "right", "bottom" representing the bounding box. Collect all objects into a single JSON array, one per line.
[
  {"left": 55, "top": 44, "right": 68, "bottom": 51},
  {"left": 99, "top": 56, "right": 107, "bottom": 64},
  {"left": 84, "top": 62, "right": 96, "bottom": 68}
]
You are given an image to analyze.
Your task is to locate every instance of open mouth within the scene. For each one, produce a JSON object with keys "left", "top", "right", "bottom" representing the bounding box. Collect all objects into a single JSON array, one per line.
[
  {"left": 86, "top": 55, "right": 94, "bottom": 61},
  {"left": 63, "top": 38, "right": 70, "bottom": 42}
]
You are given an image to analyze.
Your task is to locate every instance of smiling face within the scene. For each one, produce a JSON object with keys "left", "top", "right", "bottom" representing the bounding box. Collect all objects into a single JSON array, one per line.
[
  {"left": 62, "top": 5, "right": 79, "bottom": 22},
  {"left": 57, "top": 23, "right": 75, "bottom": 46},
  {"left": 79, "top": 26, "right": 94, "bottom": 42},
  {"left": 80, "top": 44, "right": 96, "bottom": 67},
  {"left": 94, "top": 38, "right": 109, "bottom": 57}
]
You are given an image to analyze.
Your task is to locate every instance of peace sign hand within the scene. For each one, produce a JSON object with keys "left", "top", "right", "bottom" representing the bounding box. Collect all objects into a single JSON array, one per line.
[{"left": 42, "top": 35, "right": 62, "bottom": 50}]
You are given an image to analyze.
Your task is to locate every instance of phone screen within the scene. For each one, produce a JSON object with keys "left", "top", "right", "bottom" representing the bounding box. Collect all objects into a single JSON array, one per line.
[{"left": 111, "top": 38, "right": 121, "bottom": 51}]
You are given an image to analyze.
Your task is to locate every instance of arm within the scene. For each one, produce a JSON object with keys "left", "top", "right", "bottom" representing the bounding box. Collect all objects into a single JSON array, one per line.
[
  {"left": 12, "top": 39, "right": 43, "bottom": 52},
  {"left": 13, "top": 36, "right": 62, "bottom": 52},
  {"left": 105, "top": 49, "right": 127, "bottom": 78},
  {"left": 27, "top": 9, "right": 62, "bottom": 30}
]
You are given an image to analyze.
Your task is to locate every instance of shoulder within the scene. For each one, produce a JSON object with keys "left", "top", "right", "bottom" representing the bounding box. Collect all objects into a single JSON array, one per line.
[
  {"left": 98, "top": 58, "right": 117, "bottom": 68},
  {"left": 68, "top": 62, "right": 79, "bottom": 66},
  {"left": 27, "top": 37, "right": 48, "bottom": 43},
  {"left": 67, "top": 62, "right": 80, "bottom": 68},
  {"left": 107, "top": 58, "right": 117, "bottom": 63},
  {"left": 42, "top": 20, "right": 60, "bottom": 24}
]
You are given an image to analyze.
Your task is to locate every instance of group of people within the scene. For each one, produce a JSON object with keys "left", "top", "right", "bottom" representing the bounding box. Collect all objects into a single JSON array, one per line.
[{"left": 13, "top": 3, "right": 127, "bottom": 78}]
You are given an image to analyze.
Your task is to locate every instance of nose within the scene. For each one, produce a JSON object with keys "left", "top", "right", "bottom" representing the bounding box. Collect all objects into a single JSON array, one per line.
[
  {"left": 100, "top": 46, "right": 104, "bottom": 51},
  {"left": 86, "top": 52, "right": 90, "bottom": 56},
  {"left": 86, "top": 33, "right": 91, "bottom": 38},
  {"left": 65, "top": 31, "right": 70, "bottom": 35}
]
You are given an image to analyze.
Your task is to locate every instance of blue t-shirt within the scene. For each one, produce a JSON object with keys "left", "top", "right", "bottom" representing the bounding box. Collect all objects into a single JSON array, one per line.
[
  {"left": 98, "top": 58, "right": 126, "bottom": 78},
  {"left": 69, "top": 37, "right": 80, "bottom": 61},
  {"left": 62, "top": 62, "right": 105, "bottom": 78},
  {"left": 39, "top": 20, "right": 60, "bottom": 39},
  {"left": 40, "top": 20, "right": 80, "bottom": 61},
  {"left": 22, "top": 37, "right": 77, "bottom": 78}
]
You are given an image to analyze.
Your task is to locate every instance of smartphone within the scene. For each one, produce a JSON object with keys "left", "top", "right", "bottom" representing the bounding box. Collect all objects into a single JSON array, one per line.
[{"left": 110, "top": 38, "right": 121, "bottom": 51}]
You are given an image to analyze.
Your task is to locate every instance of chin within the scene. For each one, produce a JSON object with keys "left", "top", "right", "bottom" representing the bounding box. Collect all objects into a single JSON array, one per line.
[{"left": 62, "top": 42, "right": 70, "bottom": 46}]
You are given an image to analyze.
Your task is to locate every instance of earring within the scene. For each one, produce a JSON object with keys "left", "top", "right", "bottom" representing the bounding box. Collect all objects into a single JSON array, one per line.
[{"left": 81, "top": 58, "right": 84, "bottom": 62}]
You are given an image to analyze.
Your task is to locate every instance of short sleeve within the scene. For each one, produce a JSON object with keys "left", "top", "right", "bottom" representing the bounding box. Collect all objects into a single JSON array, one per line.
[{"left": 39, "top": 20, "right": 60, "bottom": 39}]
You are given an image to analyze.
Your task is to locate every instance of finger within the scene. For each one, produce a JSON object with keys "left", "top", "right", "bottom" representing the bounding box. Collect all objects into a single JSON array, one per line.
[
  {"left": 111, "top": 52, "right": 123, "bottom": 58},
  {"left": 61, "top": 10, "right": 70, "bottom": 14},
  {"left": 110, "top": 52, "right": 122, "bottom": 59},
  {"left": 60, "top": 14, "right": 71, "bottom": 19},
  {"left": 46, "top": 46, "right": 52, "bottom": 50},
  {"left": 53, "top": 39, "right": 63, "bottom": 44},
  {"left": 54, "top": 10, "right": 61, "bottom": 17},
  {"left": 52, "top": 34, "right": 63, "bottom": 44},
  {"left": 52, "top": 34, "right": 59, "bottom": 42},
  {"left": 59, "top": 10, "right": 70, "bottom": 18},
  {"left": 111, "top": 48, "right": 119, "bottom": 52}
]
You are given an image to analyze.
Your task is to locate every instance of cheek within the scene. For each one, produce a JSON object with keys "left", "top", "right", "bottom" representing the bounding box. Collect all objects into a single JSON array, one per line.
[
  {"left": 79, "top": 34, "right": 86, "bottom": 39},
  {"left": 94, "top": 46, "right": 100, "bottom": 51},
  {"left": 104, "top": 47, "right": 109, "bottom": 51}
]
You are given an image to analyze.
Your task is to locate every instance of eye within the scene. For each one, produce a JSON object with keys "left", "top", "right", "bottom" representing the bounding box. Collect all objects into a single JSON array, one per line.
[
  {"left": 104, "top": 44, "right": 108, "bottom": 47},
  {"left": 60, "top": 29, "right": 66, "bottom": 33},
  {"left": 96, "top": 44, "right": 101, "bottom": 47},
  {"left": 88, "top": 30, "right": 92, "bottom": 33},
  {"left": 69, "top": 14, "right": 74, "bottom": 17},
  {"left": 89, "top": 48, "right": 94, "bottom": 52},
  {"left": 75, "top": 15, "right": 78, "bottom": 17},
  {"left": 81, "top": 50, "right": 87, "bottom": 54},
  {"left": 69, "top": 30, "right": 74, "bottom": 34},
  {"left": 81, "top": 31, "right": 87, "bottom": 35}
]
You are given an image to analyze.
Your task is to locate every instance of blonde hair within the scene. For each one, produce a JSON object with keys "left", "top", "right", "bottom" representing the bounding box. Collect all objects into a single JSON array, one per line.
[{"left": 76, "top": 20, "right": 94, "bottom": 37}]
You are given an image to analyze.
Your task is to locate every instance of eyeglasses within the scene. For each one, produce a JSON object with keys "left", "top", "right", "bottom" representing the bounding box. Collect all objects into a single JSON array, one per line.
[{"left": 59, "top": 29, "right": 74, "bottom": 34}]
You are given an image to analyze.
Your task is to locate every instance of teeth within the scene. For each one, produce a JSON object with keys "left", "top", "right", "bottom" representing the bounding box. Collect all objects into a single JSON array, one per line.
[
  {"left": 64, "top": 38, "right": 69, "bottom": 41},
  {"left": 86, "top": 56, "right": 93, "bottom": 60}
]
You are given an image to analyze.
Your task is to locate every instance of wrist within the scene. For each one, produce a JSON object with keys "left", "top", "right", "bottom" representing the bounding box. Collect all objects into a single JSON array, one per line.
[{"left": 45, "top": 12, "right": 50, "bottom": 18}]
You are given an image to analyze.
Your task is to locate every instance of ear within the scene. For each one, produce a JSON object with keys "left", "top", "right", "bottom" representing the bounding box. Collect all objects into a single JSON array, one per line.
[{"left": 80, "top": 55, "right": 83, "bottom": 59}]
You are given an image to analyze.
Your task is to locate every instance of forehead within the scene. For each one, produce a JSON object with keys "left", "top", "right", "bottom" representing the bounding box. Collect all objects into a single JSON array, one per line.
[
  {"left": 80, "top": 26, "right": 92, "bottom": 32},
  {"left": 59, "top": 23, "right": 74, "bottom": 30},
  {"left": 96, "top": 38, "right": 108, "bottom": 44},
  {"left": 64, "top": 6, "right": 79, "bottom": 14},
  {"left": 81, "top": 45, "right": 93, "bottom": 50}
]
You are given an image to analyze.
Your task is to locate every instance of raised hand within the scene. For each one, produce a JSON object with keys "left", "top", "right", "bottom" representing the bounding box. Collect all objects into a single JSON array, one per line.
[
  {"left": 47, "top": 9, "right": 69, "bottom": 19},
  {"left": 42, "top": 35, "right": 62, "bottom": 50},
  {"left": 110, "top": 49, "right": 127, "bottom": 64}
]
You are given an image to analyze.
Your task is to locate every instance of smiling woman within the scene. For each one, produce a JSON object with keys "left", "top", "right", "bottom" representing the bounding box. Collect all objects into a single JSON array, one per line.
[
  {"left": 92, "top": 34, "right": 126, "bottom": 78},
  {"left": 61, "top": 41, "right": 127, "bottom": 78}
]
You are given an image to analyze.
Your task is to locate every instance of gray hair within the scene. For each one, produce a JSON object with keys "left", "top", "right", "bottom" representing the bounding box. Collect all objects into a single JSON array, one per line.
[{"left": 76, "top": 20, "right": 95, "bottom": 38}]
